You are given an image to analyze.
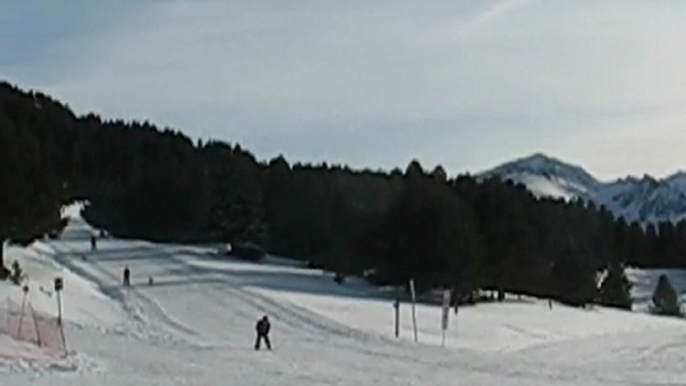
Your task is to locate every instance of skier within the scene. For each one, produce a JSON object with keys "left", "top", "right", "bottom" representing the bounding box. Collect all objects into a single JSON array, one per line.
[
  {"left": 123, "top": 265, "right": 131, "bottom": 286},
  {"left": 254, "top": 315, "right": 272, "bottom": 350},
  {"left": 90, "top": 234, "right": 97, "bottom": 251}
]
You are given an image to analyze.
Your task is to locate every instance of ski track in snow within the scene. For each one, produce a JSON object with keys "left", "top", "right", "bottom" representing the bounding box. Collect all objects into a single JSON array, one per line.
[{"left": 47, "top": 240, "right": 202, "bottom": 343}]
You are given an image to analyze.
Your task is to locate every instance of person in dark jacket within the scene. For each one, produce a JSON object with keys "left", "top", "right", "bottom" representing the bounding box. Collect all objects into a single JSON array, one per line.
[
  {"left": 254, "top": 315, "right": 271, "bottom": 350},
  {"left": 123, "top": 265, "right": 131, "bottom": 286}
]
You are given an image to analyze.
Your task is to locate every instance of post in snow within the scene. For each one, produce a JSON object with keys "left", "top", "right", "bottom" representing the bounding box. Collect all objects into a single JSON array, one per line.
[
  {"left": 54, "top": 277, "right": 64, "bottom": 325},
  {"left": 54, "top": 276, "right": 68, "bottom": 354},
  {"left": 409, "top": 279, "right": 418, "bottom": 343},
  {"left": 441, "top": 289, "right": 450, "bottom": 347},
  {"left": 394, "top": 286, "right": 400, "bottom": 338}
]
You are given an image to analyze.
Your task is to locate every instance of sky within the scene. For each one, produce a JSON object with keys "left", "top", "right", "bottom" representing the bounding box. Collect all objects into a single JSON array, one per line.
[{"left": 2, "top": 0, "right": 686, "bottom": 181}]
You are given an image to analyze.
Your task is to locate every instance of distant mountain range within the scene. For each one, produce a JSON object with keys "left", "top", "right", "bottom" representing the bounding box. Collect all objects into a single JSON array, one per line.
[{"left": 480, "top": 153, "right": 686, "bottom": 225}]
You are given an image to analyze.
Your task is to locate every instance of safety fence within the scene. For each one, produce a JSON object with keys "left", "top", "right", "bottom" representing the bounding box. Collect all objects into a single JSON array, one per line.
[{"left": 0, "top": 298, "right": 67, "bottom": 356}]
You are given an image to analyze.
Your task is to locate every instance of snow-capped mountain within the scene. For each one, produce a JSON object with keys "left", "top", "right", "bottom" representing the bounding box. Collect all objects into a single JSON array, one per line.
[{"left": 481, "top": 153, "right": 686, "bottom": 224}]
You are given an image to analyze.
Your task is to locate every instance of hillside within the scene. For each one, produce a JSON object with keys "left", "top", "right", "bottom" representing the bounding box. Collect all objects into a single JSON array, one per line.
[
  {"left": 1, "top": 206, "right": 686, "bottom": 385},
  {"left": 6, "top": 80, "right": 666, "bottom": 304}
]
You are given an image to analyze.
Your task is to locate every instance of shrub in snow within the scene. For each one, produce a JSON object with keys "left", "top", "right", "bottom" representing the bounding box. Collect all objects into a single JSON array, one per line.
[
  {"left": 651, "top": 274, "right": 681, "bottom": 316},
  {"left": 232, "top": 242, "right": 265, "bottom": 261}
]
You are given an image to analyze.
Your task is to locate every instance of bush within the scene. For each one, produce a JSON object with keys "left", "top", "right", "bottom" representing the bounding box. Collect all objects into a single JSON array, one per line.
[
  {"left": 307, "top": 261, "right": 323, "bottom": 270},
  {"left": 232, "top": 242, "right": 265, "bottom": 262},
  {"left": 652, "top": 274, "right": 681, "bottom": 316}
]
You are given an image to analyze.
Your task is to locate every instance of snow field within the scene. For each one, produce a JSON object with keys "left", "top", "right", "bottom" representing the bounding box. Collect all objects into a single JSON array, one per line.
[{"left": 1, "top": 204, "right": 686, "bottom": 385}]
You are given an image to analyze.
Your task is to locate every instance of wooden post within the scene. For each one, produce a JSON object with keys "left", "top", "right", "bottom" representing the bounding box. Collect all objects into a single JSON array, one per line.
[
  {"left": 441, "top": 289, "right": 450, "bottom": 347},
  {"left": 54, "top": 277, "right": 67, "bottom": 355},
  {"left": 54, "top": 277, "right": 64, "bottom": 325},
  {"left": 409, "top": 279, "right": 418, "bottom": 343},
  {"left": 56, "top": 291, "right": 62, "bottom": 325},
  {"left": 394, "top": 288, "right": 400, "bottom": 338}
]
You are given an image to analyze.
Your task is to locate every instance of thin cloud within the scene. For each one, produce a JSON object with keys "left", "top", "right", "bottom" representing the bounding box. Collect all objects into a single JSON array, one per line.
[
  {"left": 456, "top": 0, "right": 534, "bottom": 39},
  {"left": 3, "top": 1, "right": 686, "bottom": 180}
]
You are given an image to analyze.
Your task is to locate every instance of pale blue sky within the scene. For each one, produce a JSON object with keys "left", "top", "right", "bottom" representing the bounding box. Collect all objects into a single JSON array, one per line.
[{"left": 3, "top": 0, "right": 686, "bottom": 180}]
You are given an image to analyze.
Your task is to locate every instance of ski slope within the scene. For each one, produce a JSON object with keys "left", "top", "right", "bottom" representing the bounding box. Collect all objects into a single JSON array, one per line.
[{"left": 2, "top": 205, "right": 686, "bottom": 385}]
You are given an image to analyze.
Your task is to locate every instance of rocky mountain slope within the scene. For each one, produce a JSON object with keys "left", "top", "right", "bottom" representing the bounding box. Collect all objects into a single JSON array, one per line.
[{"left": 481, "top": 153, "right": 686, "bottom": 224}]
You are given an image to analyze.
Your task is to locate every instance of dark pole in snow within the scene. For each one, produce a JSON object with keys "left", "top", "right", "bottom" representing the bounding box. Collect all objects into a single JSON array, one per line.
[
  {"left": 57, "top": 291, "right": 62, "bottom": 325},
  {"left": 54, "top": 277, "right": 67, "bottom": 355},
  {"left": 394, "top": 287, "right": 400, "bottom": 338},
  {"left": 409, "top": 279, "right": 418, "bottom": 343},
  {"left": 54, "top": 277, "right": 63, "bottom": 325}
]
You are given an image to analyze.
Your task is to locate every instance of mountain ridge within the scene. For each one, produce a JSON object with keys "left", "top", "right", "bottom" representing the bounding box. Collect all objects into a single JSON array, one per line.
[{"left": 481, "top": 154, "right": 686, "bottom": 225}]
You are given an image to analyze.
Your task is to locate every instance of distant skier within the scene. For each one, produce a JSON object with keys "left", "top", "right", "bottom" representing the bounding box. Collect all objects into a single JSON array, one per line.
[
  {"left": 254, "top": 315, "right": 272, "bottom": 350},
  {"left": 123, "top": 265, "right": 131, "bottom": 286},
  {"left": 90, "top": 234, "right": 97, "bottom": 251}
]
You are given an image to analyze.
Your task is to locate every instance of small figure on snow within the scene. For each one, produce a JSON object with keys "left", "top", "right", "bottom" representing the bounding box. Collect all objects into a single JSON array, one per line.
[
  {"left": 254, "top": 315, "right": 272, "bottom": 350},
  {"left": 123, "top": 265, "right": 131, "bottom": 286},
  {"left": 90, "top": 234, "right": 97, "bottom": 251}
]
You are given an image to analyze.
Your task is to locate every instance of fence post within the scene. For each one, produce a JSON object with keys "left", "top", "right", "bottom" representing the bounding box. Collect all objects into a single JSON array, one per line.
[
  {"left": 54, "top": 278, "right": 63, "bottom": 326},
  {"left": 394, "top": 287, "right": 400, "bottom": 338},
  {"left": 54, "top": 277, "right": 67, "bottom": 355},
  {"left": 409, "top": 279, "right": 418, "bottom": 343},
  {"left": 441, "top": 289, "right": 450, "bottom": 347}
]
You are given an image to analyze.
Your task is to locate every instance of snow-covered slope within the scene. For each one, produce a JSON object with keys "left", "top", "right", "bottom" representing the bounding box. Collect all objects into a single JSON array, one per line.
[
  {"left": 482, "top": 153, "right": 599, "bottom": 200},
  {"left": 482, "top": 154, "right": 686, "bottom": 224},
  {"left": 1, "top": 205, "right": 686, "bottom": 384}
]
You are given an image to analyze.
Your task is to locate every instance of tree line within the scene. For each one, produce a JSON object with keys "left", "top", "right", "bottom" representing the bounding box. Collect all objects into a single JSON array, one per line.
[{"left": 1, "top": 81, "right": 684, "bottom": 309}]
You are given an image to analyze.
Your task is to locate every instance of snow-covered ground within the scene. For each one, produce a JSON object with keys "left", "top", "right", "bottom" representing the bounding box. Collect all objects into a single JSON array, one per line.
[{"left": 2, "top": 205, "right": 686, "bottom": 385}]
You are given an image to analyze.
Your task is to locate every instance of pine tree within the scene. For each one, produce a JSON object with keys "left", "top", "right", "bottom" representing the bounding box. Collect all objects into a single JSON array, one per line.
[
  {"left": 551, "top": 253, "right": 597, "bottom": 307},
  {"left": 0, "top": 110, "right": 60, "bottom": 277},
  {"left": 652, "top": 274, "right": 681, "bottom": 316},
  {"left": 597, "top": 261, "right": 632, "bottom": 310}
]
